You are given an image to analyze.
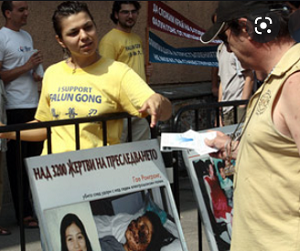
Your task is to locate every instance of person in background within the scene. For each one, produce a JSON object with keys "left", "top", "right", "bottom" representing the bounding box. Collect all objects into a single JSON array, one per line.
[
  {"left": 210, "top": 13, "right": 254, "bottom": 127},
  {"left": 253, "top": 70, "right": 267, "bottom": 92},
  {"left": 0, "top": 1, "right": 43, "bottom": 228},
  {"left": 99, "top": 1, "right": 154, "bottom": 143},
  {"left": 211, "top": 67, "right": 219, "bottom": 99},
  {"left": 202, "top": 1, "right": 300, "bottom": 250},
  {"left": 216, "top": 41, "right": 254, "bottom": 126},
  {"left": 210, "top": 15, "right": 221, "bottom": 101},
  {"left": 0, "top": 78, "right": 10, "bottom": 236}
]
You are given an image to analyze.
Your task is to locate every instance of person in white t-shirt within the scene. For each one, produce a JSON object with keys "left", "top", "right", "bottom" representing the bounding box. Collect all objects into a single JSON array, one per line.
[
  {"left": 0, "top": 78, "right": 10, "bottom": 235},
  {"left": 0, "top": 1, "right": 43, "bottom": 228},
  {"left": 217, "top": 42, "right": 254, "bottom": 126}
]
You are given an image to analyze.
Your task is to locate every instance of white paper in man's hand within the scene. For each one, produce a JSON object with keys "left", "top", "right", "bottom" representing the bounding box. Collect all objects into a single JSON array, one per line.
[{"left": 160, "top": 129, "right": 218, "bottom": 155}]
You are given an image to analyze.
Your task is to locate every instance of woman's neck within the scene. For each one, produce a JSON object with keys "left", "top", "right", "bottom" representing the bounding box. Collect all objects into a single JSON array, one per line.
[{"left": 67, "top": 52, "right": 101, "bottom": 71}]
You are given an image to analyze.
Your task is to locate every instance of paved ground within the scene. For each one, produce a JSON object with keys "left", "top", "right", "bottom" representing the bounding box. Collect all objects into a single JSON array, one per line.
[{"left": 0, "top": 176, "right": 210, "bottom": 251}]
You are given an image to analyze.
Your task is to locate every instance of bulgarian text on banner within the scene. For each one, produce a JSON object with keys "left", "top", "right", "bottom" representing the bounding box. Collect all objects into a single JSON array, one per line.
[
  {"left": 148, "top": 1, "right": 220, "bottom": 44},
  {"left": 149, "top": 31, "right": 218, "bottom": 67}
]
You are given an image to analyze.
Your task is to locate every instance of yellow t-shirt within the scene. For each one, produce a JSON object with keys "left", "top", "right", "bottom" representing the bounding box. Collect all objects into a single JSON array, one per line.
[
  {"left": 35, "top": 58, "right": 154, "bottom": 155},
  {"left": 231, "top": 44, "right": 300, "bottom": 251},
  {"left": 99, "top": 28, "right": 146, "bottom": 81}
]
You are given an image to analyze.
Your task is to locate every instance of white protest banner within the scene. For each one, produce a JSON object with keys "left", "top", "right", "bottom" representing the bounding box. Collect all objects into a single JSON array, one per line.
[
  {"left": 26, "top": 139, "right": 188, "bottom": 251},
  {"left": 149, "top": 31, "right": 219, "bottom": 67}
]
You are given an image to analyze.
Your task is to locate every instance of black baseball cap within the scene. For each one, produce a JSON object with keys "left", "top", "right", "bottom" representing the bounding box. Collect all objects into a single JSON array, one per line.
[{"left": 200, "top": 1, "right": 273, "bottom": 44}]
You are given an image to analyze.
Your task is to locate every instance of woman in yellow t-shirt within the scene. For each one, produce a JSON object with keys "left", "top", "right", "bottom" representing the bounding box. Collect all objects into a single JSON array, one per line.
[{"left": 0, "top": 1, "right": 172, "bottom": 154}]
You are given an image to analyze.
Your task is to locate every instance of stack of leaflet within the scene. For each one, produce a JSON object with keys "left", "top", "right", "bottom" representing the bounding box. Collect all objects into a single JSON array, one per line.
[{"left": 160, "top": 129, "right": 218, "bottom": 156}]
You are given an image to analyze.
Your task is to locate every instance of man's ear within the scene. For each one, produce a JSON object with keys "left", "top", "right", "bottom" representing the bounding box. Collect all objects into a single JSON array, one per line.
[
  {"left": 55, "top": 35, "right": 66, "bottom": 49},
  {"left": 114, "top": 11, "right": 119, "bottom": 22},
  {"left": 238, "top": 18, "right": 250, "bottom": 38},
  {"left": 4, "top": 10, "right": 11, "bottom": 19}
]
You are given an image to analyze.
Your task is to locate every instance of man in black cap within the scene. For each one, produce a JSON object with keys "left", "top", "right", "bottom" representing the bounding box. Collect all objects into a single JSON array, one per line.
[{"left": 203, "top": 2, "right": 300, "bottom": 251}]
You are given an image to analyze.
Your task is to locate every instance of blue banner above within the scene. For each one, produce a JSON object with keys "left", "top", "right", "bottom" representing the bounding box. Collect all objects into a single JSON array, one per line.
[{"left": 149, "top": 31, "right": 218, "bottom": 67}]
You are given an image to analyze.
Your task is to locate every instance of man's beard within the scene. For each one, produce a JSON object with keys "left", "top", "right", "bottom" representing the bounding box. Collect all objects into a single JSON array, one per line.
[{"left": 119, "top": 19, "right": 136, "bottom": 30}]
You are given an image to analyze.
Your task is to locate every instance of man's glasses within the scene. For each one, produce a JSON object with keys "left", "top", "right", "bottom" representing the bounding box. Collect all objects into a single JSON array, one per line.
[{"left": 119, "top": 9, "right": 138, "bottom": 15}]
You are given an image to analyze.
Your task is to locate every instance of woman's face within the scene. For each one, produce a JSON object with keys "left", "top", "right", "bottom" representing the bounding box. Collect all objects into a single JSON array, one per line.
[
  {"left": 57, "top": 11, "right": 98, "bottom": 58},
  {"left": 65, "top": 222, "right": 87, "bottom": 251},
  {"left": 125, "top": 215, "right": 154, "bottom": 251}
]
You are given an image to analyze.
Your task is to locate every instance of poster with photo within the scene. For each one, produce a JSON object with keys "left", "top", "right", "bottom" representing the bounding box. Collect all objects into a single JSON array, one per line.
[
  {"left": 44, "top": 203, "right": 101, "bottom": 251},
  {"left": 182, "top": 124, "right": 240, "bottom": 251},
  {"left": 25, "top": 139, "right": 188, "bottom": 251},
  {"left": 92, "top": 190, "right": 184, "bottom": 251}
]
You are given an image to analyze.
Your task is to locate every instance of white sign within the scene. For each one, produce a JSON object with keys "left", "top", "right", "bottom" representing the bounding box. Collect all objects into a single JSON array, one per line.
[{"left": 26, "top": 139, "right": 188, "bottom": 251}]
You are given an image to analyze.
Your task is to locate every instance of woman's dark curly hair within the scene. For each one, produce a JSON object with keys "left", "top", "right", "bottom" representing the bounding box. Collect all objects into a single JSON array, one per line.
[{"left": 52, "top": 1, "right": 95, "bottom": 39}]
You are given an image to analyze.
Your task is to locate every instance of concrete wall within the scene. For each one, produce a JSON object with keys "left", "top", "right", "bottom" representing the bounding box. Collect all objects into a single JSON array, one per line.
[{"left": 0, "top": 1, "right": 218, "bottom": 85}]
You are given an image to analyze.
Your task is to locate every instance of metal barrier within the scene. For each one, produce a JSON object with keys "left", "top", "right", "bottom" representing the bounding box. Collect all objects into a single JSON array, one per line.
[
  {"left": 0, "top": 112, "right": 134, "bottom": 251},
  {"left": 171, "top": 99, "right": 249, "bottom": 251},
  {"left": 0, "top": 99, "right": 248, "bottom": 251}
]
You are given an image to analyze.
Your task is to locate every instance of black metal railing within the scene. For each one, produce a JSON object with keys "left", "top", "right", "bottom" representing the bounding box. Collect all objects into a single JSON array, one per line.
[
  {"left": 0, "top": 112, "right": 134, "bottom": 251},
  {"left": 0, "top": 99, "right": 249, "bottom": 251}
]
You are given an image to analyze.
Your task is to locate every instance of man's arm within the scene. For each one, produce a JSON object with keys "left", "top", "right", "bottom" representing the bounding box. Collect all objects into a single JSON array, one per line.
[
  {"left": 240, "top": 69, "right": 254, "bottom": 107},
  {"left": 0, "top": 50, "right": 43, "bottom": 84},
  {"left": 218, "top": 82, "right": 223, "bottom": 103},
  {"left": 211, "top": 67, "right": 219, "bottom": 98},
  {"left": 275, "top": 71, "right": 300, "bottom": 155}
]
